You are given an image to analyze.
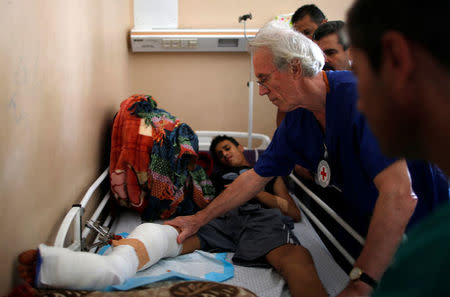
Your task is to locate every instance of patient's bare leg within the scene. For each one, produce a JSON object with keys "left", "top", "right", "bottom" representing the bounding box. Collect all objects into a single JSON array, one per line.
[
  {"left": 180, "top": 235, "right": 201, "bottom": 254},
  {"left": 170, "top": 226, "right": 201, "bottom": 255},
  {"left": 266, "top": 244, "right": 328, "bottom": 297}
]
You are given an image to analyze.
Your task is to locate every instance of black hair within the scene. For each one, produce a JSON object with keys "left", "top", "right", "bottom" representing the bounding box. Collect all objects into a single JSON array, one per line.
[
  {"left": 291, "top": 4, "right": 326, "bottom": 25},
  {"left": 347, "top": 0, "right": 450, "bottom": 72},
  {"left": 313, "top": 20, "right": 349, "bottom": 50},
  {"left": 209, "top": 135, "right": 240, "bottom": 165}
]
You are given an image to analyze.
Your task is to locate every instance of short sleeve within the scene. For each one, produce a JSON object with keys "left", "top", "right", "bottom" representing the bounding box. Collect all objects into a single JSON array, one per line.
[
  {"left": 254, "top": 109, "right": 322, "bottom": 177},
  {"left": 254, "top": 127, "right": 296, "bottom": 177}
]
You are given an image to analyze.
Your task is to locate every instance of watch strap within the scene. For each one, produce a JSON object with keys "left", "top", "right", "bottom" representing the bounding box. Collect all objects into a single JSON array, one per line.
[
  {"left": 350, "top": 267, "right": 378, "bottom": 289},
  {"left": 358, "top": 272, "right": 378, "bottom": 289}
]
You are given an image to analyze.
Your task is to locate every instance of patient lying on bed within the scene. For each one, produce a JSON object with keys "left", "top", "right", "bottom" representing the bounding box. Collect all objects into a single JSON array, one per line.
[{"left": 18, "top": 135, "right": 328, "bottom": 297}]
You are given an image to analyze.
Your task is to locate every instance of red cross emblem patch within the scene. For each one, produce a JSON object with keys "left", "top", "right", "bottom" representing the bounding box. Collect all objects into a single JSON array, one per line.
[{"left": 316, "top": 160, "right": 331, "bottom": 188}]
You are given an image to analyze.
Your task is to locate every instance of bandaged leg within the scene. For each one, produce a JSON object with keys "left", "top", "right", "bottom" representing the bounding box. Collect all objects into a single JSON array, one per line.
[
  {"left": 36, "top": 223, "right": 181, "bottom": 290},
  {"left": 124, "top": 223, "right": 182, "bottom": 270}
]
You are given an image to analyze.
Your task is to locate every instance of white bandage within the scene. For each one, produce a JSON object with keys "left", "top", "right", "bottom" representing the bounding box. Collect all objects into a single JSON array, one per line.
[
  {"left": 36, "top": 223, "right": 181, "bottom": 290},
  {"left": 37, "top": 244, "right": 138, "bottom": 290},
  {"left": 127, "top": 223, "right": 182, "bottom": 270}
]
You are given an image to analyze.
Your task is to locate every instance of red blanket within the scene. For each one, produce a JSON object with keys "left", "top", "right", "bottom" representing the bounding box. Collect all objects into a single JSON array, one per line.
[{"left": 109, "top": 95, "right": 215, "bottom": 219}]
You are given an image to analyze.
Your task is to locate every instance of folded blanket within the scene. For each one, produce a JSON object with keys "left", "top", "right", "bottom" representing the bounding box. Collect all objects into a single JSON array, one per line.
[{"left": 110, "top": 95, "right": 215, "bottom": 220}]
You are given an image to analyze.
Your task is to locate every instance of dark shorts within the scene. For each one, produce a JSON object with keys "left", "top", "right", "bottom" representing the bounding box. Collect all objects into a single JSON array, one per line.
[{"left": 196, "top": 203, "right": 300, "bottom": 267}]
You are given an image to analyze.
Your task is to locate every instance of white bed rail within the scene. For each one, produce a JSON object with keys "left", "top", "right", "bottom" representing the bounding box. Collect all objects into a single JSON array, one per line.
[
  {"left": 52, "top": 166, "right": 364, "bottom": 266},
  {"left": 196, "top": 130, "right": 271, "bottom": 151},
  {"left": 54, "top": 167, "right": 111, "bottom": 251},
  {"left": 289, "top": 173, "right": 365, "bottom": 246},
  {"left": 288, "top": 173, "right": 366, "bottom": 266},
  {"left": 291, "top": 192, "right": 356, "bottom": 265}
]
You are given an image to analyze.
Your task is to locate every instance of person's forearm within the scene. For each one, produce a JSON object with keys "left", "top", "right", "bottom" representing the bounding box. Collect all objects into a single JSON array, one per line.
[
  {"left": 195, "top": 169, "right": 270, "bottom": 224},
  {"left": 354, "top": 191, "right": 417, "bottom": 281},
  {"left": 337, "top": 190, "right": 417, "bottom": 297},
  {"left": 255, "top": 191, "right": 301, "bottom": 221},
  {"left": 255, "top": 191, "right": 278, "bottom": 208},
  {"left": 354, "top": 161, "right": 418, "bottom": 283}
]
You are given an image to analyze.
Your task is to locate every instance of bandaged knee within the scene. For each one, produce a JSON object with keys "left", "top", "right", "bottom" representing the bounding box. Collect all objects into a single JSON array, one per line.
[
  {"left": 36, "top": 223, "right": 181, "bottom": 290},
  {"left": 115, "top": 223, "right": 182, "bottom": 271}
]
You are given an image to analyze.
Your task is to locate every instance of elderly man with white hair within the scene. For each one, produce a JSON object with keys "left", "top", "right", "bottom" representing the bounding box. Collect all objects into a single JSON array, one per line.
[{"left": 168, "top": 20, "right": 449, "bottom": 297}]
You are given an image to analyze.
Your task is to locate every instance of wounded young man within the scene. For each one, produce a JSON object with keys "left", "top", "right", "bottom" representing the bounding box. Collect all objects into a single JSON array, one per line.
[{"left": 18, "top": 135, "right": 327, "bottom": 297}]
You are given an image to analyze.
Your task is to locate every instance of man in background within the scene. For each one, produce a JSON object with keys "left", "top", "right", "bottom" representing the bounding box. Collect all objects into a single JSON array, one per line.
[
  {"left": 313, "top": 20, "right": 352, "bottom": 71},
  {"left": 278, "top": 4, "right": 328, "bottom": 126},
  {"left": 291, "top": 4, "right": 327, "bottom": 39}
]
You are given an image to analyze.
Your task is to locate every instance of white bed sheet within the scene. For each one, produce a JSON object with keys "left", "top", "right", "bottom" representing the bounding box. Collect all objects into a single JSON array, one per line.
[{"left": 109, "top": 196, "right": 349, "bottom": 297}]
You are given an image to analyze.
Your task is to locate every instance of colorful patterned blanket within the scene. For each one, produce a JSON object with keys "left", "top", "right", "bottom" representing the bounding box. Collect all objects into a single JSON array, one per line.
[{"left": 109, "top": 95, "right": 215, "bottom": 220}]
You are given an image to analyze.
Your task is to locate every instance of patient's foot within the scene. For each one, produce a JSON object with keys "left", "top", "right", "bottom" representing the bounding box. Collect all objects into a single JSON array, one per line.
[{"left": 18, "top": 249, "right": 38, "bottom": 286}]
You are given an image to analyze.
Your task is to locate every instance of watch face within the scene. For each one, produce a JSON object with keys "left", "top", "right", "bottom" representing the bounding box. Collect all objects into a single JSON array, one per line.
[{"left": 349, "top": 267, "right": 362, "bottom": 280}]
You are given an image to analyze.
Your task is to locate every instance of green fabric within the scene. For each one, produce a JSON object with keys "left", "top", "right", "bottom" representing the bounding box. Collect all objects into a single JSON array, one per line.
[
  {"left": 373, "top": 203, "right": 450, "bottom": 297},
  {"left": 189, "top": 166, "right": 216, "bottom": 198}
]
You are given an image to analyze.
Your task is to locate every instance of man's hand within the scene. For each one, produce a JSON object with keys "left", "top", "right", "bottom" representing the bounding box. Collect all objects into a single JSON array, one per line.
[{"left": 164, "top": 214, "right": 203, "bottom": 244}]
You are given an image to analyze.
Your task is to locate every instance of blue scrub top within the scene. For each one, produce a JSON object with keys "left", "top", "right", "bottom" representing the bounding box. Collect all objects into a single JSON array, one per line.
[{"left": 255, "top": 71, "right": 449, "bottom": 236}]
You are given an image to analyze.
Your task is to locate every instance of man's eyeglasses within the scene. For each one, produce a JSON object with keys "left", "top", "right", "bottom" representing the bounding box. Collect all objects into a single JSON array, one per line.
[{"left": 256, "top": 70, "right": 277, "bottom": 88}]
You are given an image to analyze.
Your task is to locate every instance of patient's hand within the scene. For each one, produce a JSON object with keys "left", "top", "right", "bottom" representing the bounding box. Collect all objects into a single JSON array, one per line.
[{"left": 294, "top": 165, "right": 314, "bottom": 181}]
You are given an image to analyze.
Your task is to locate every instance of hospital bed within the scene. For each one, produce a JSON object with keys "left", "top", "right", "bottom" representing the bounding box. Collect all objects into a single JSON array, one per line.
[{"left": 51, "top": 130, "right": 364, "bottom": 297}]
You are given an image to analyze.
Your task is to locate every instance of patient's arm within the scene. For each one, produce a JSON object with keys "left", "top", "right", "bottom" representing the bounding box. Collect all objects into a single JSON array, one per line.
[{"left": 255, "top": 177, "right": 301, "bottom": 221}]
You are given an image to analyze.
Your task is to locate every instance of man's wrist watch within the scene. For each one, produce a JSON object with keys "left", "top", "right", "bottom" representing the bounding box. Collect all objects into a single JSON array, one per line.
[{"left": 349, "top": 267, "right": 378, "bottom": 289}]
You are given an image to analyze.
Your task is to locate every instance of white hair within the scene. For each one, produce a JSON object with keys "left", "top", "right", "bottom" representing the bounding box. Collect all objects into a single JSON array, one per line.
[{"left": 249, "top": 20, "right": 325, "bottom": 77}]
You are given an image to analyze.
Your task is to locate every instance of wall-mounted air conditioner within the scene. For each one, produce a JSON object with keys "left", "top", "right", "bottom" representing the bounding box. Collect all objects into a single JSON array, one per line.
[{"left": 130, "top": 28, "right": 258, "bottom": 52}]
